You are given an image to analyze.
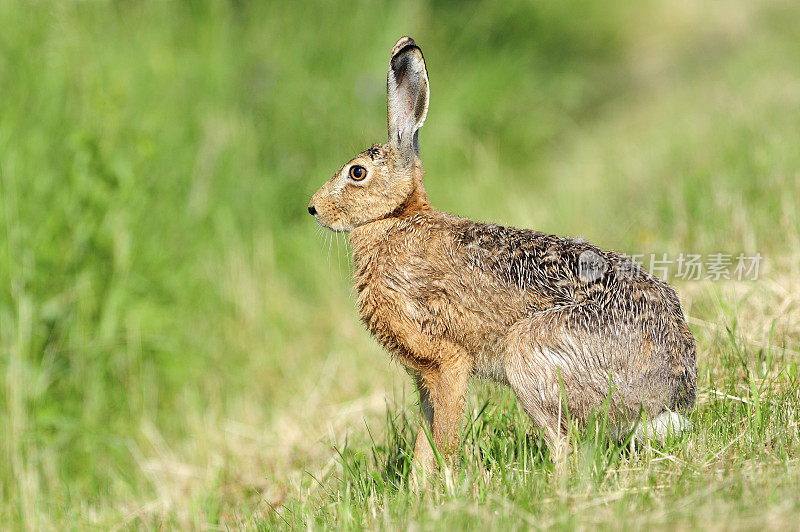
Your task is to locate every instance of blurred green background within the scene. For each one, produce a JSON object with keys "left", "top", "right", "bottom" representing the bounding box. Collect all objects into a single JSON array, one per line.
[{"left": 1, "top": 0, "right": 799, "bottom": 528}]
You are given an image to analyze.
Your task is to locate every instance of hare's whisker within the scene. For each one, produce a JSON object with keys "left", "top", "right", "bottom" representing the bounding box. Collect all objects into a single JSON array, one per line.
[
  {"left": 327, "top": 231, "right": 333, "bottom": 267},
  {"left": 343, "top": 235, "right": 351, "bottom": 279},
  {"left": 335, "top": 232, "right": 343, "bottom": 279}
]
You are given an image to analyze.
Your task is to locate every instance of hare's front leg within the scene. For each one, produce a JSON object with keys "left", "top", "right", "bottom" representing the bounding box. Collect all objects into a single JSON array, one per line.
[
  {"left": 410, "top": 354, "right": 470, "bottom": 474},
  {"left": 410, "top": 372, "right": 436, "bottom": 472}
]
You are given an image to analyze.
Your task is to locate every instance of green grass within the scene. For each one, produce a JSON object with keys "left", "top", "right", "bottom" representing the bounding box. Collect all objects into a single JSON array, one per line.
[{"left": 1, "top": 0, "right": 799, "bottom": 529}]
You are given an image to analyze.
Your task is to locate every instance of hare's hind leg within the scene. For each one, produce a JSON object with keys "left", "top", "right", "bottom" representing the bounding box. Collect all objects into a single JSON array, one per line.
[
  {"left": 503, "top": 308, "right": 622, "bottom": 461},
  {"left": 503, "top": 316, "right": 573, "bottom": 461}
]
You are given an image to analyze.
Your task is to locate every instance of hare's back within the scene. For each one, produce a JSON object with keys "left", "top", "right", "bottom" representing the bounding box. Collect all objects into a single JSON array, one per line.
[
  {"left": 449, "top": 217, "right": 692, "bottom": 348},
  {"left": 452, "top": 219, "right": 647, "bottom": 304}
]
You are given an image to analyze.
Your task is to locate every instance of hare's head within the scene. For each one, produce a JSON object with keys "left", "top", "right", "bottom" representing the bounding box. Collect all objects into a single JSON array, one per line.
[{"left": 309, "top": 37, "right": 430, "bottom": 231}]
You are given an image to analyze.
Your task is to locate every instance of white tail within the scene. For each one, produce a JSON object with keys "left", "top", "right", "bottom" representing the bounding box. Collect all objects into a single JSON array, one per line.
[{"left": 612, "top": 410, "right": 692, "bottom": 443}]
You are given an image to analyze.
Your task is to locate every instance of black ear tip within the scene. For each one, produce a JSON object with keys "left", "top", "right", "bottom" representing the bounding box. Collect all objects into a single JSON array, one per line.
[{"left": 390, "top": 36, "right": 417, "bottom": 59}]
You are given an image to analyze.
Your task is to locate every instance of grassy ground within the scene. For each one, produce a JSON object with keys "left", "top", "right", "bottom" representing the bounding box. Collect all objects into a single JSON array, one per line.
[{"left": 1, "top": 0, "right": 799, "bottom": 529}]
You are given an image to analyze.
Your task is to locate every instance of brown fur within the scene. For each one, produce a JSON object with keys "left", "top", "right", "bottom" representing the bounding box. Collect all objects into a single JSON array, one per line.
[{"left": 309, "top": 37, "right": 697, "bottom": 471}]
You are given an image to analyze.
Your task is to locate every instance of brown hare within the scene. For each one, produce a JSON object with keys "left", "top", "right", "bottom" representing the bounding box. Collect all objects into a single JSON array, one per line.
[{"left": 308, "top": 36, "right": 696, "bottom": 471}]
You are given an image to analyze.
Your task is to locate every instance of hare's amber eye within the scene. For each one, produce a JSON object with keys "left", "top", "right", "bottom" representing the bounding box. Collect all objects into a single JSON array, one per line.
[{"left": 349, "top": 165, "right": 367, "bottom": 181}]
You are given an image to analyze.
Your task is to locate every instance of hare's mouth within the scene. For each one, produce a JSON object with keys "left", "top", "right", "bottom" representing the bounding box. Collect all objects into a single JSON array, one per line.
[
  {"left": 313, "top": 216, "right": 350, "bottom": 233},
  {"left": 307, "top": 202, "right": 353, "bottom": 233}
]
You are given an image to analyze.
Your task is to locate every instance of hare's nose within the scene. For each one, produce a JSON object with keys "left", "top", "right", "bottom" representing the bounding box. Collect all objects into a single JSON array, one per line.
[{"left": 308, "top": 205, "right": 317, "bottom": 216}]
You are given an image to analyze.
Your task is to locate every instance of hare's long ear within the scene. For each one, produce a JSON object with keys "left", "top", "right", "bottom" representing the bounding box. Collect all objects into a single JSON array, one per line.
[{"left": 387, "top": 36, "right": 429, "bottom": 165}]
